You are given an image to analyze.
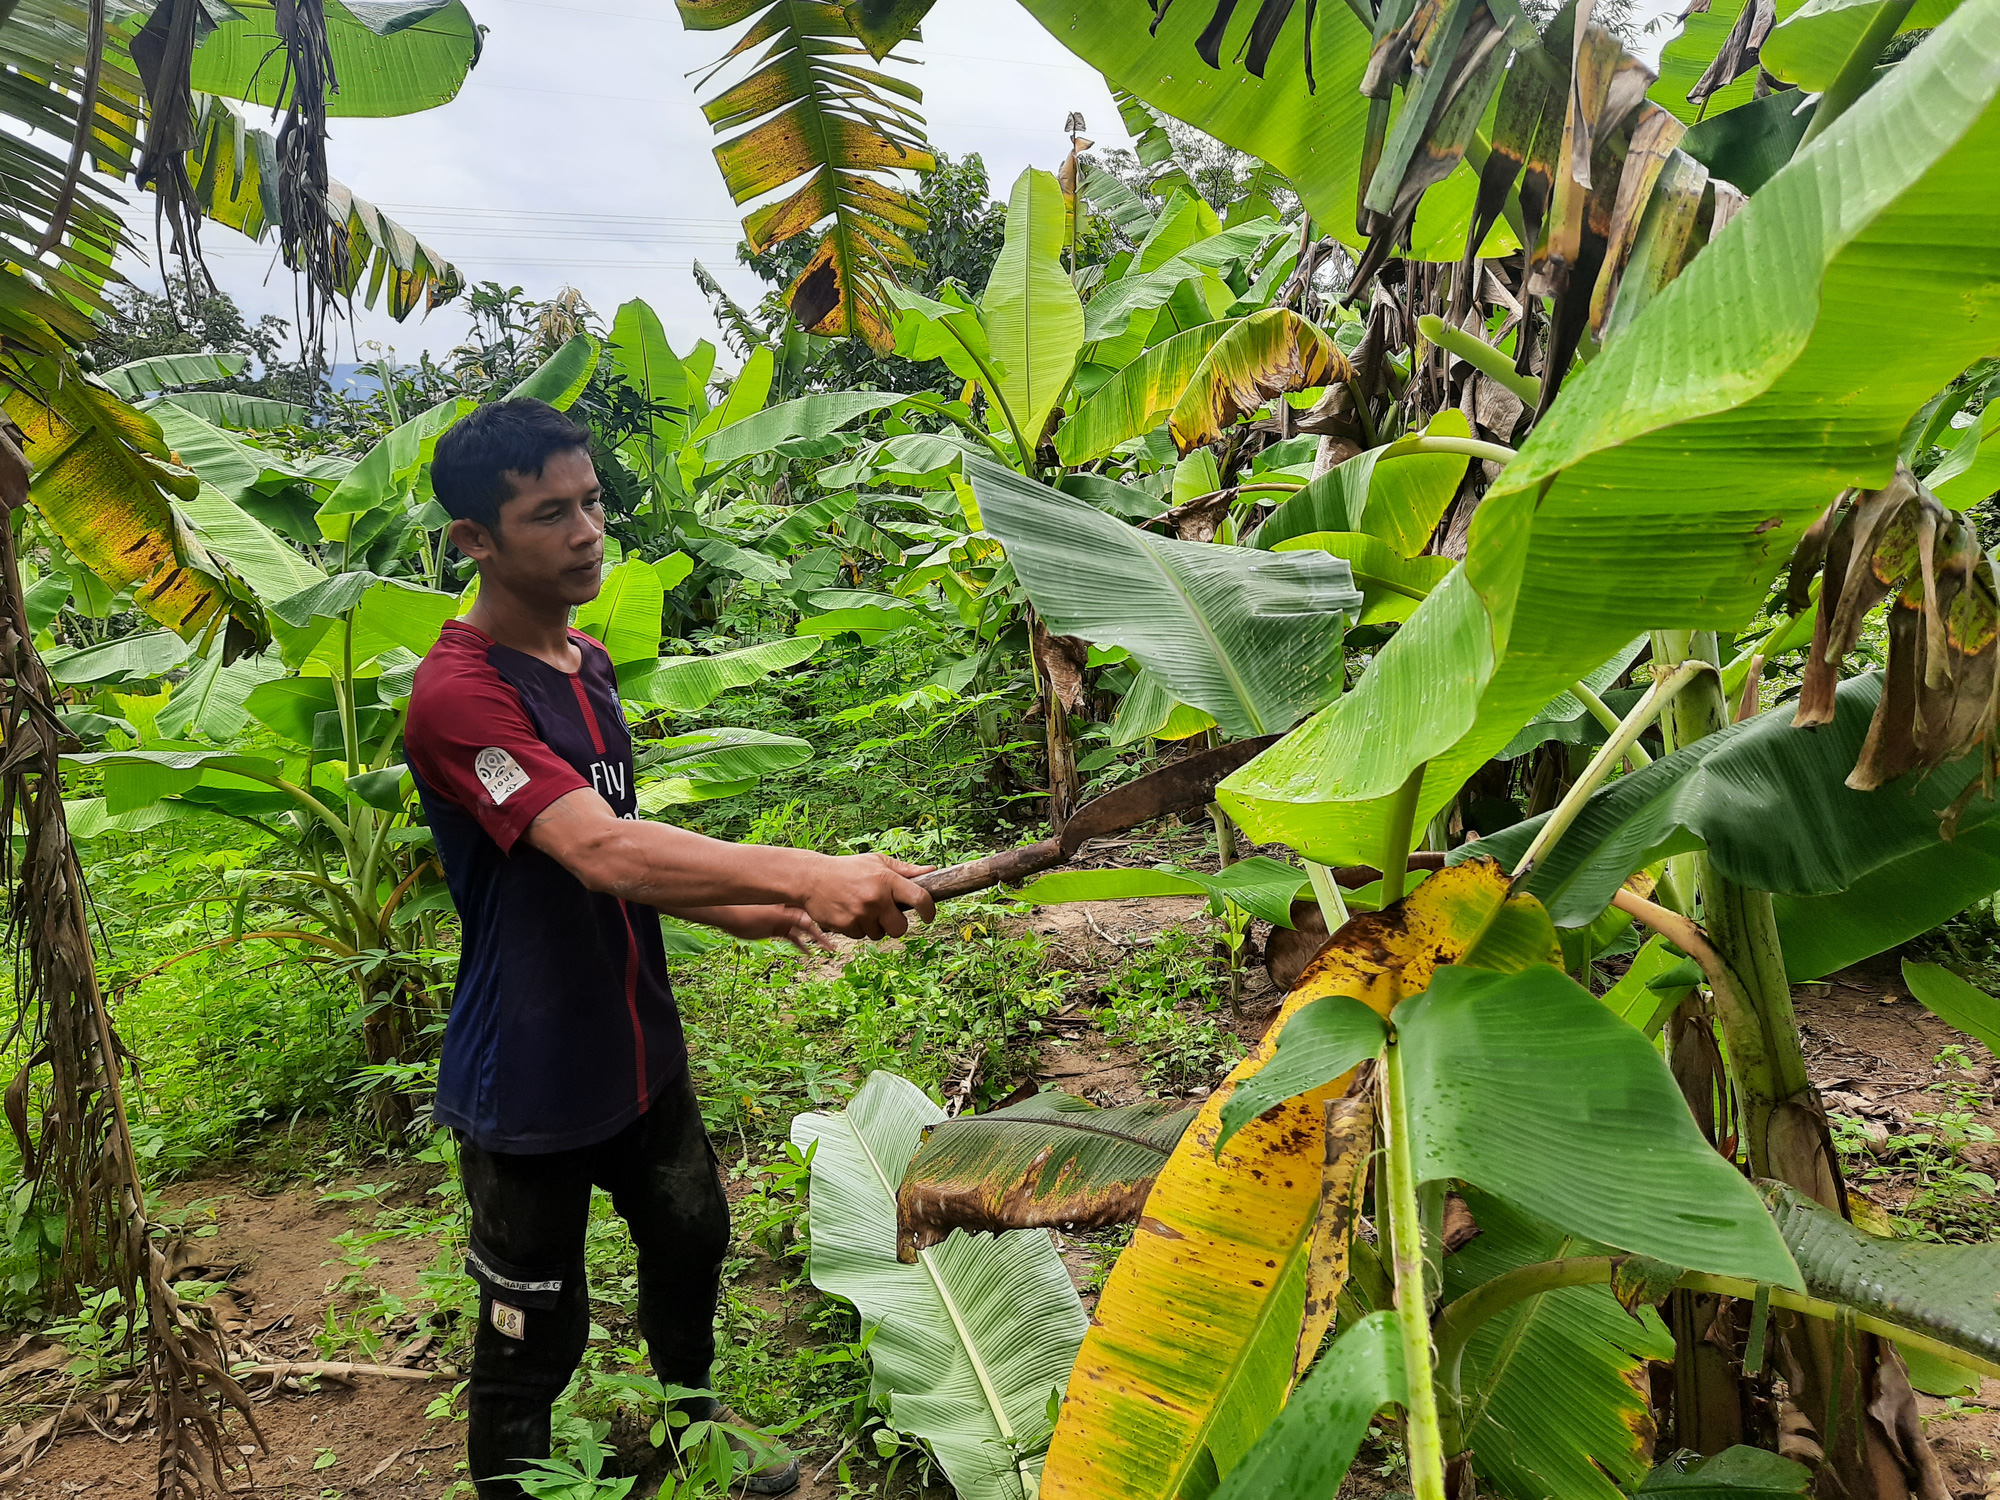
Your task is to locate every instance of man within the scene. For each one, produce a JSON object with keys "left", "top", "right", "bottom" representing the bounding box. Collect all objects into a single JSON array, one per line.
[{"left": 406, "top": 398, "right": 935, "bottom": 1499}]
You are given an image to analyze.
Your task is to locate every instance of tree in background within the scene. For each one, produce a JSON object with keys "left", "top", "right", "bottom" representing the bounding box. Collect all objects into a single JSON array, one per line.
[{"left": 87, "top": 279, "right": 324, "bottom": 409}]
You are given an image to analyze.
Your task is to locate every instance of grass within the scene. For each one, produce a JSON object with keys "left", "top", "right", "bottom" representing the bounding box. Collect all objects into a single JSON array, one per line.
[{"left": 1828, "top": 1043, "right": 2000, "bottom": 1244}]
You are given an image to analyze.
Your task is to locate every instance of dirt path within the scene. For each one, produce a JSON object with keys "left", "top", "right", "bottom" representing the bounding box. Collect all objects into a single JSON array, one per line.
[{"left": 6, "top": 908, "right": 1997, "bottom": 1500}]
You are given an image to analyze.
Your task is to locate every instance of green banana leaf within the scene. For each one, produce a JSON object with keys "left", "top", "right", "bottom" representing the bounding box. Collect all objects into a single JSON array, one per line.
[
  {"left": 634, "top": 729, "right": 812, "bottom": 814},
  {"left": 190, "top": 0, "right": 480, "bottom": 116},
  {"left": 1760, "top": 0, "right": 1960, "bottom": 91},
  {"left": 180, "top": 484, "right": 325, "bottom": 603},
  {"left": 1221, "top": 6, "right": 2000, "bottom": 867},
  {"left": 244, "top": 676, "right": 343, "bottom": 747},
  {"left": 794, "top": 590, "right": 935, "bottom": 643},
  {"left": 45, "top": 629, "right": 195, "bottom": 686},
  {"left": 268, "top": 572, "right": 457, "bottom": 670},
  {"left": 154, "top": 643, "right": 285, "bottom": 742},
  {"left": 1107, "top": 667, "right": 1218, "bottom": 746},
  {"left": 1443, "top": 1188, "right": 1678, "bottom": 1500},
  {"left": 1055, "top": 323, "right": 1230, "bottom": 466},
  {"left": 1762, "top": 1182, "right": 2000, "bottom": 1367},
  {"left": 572, "top": 557, "right": 664, "bottom": 668},
  {"left": 1272, "top": 533, "right": 1455, "bottom": 625},
  {"left": 967, "top": 456, "right": 1361, "bottom": 739},
  {"left": 63, "top": 746, "right": 288, "bottom": 817},
  {"left": 1208, "top": 1313, "right": 1405, "bottom": 1500},
  {"left": 794, "top": 1072, "right": 1088, "bottom": 1500},
  {"left": 895, "top": 1093, "right": 1195, "bottom": 1257},
  {"left": 701, "top": 392, "right": 899, "bottom": 466},
  {"left": 1458, "top": 678, "right": 1995, "bottom": 973},
  {"left": 1403, "top": 966, "right": 1801, "bottom": 1286},
  {"left": 1015, "top": 855, "right": 1308, "bottom": 927},
  {"left": 618, "top": 637, "right": 821, "bottom": 712},
  {"left": 1014, "top": 0, "right": 1493, "bottom": 257},
  {"left": 100, "top": 352, "right": 247, "bottom": 398},
  {"left": 507, "top": 333, "right": 599, "bottom": 409},
  {"left": 318, "top": 395, "right": 477, "bottom": 537},
  {"left": 1900, "top": 961, "right": 2000, "bottom": 1055},
  {"left": 983, "top": 169, "right": 1085, "bottom": 451},
  {"left": 1634, "top": 1448, "right": 1812, "bottom": 1497},
  {"left": 1215, "top": 997, "right": 1386, "bottom": 1152},
  {"left": 1494, "top": 638, "right": 1647, "bottom": 761},
  {"left": 157, "top": 391, "right": 312, "bottom": 431},
  {"left": 1248, "top": 411, "right": 1472, "bottom": 557}
]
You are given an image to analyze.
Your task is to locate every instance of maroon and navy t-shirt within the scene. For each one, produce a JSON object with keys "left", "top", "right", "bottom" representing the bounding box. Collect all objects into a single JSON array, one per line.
[{"left": 405, "top": 619, "right": 685, "bottom": 1154}]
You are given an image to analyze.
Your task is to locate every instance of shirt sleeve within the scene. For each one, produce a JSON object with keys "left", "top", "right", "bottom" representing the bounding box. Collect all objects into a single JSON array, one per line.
[{"left": 406, "top": 661, "right": 588, "bottom": 854}]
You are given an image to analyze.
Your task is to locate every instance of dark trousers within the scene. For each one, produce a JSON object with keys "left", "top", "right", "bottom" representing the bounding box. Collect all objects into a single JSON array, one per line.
[{"left": 456, "top": 1071, "right": 731, "bottom": 1500}]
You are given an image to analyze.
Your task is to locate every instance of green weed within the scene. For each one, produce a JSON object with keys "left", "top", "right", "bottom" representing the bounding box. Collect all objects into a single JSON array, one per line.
[{"left": 1098, "top": 926, "right": 1241, "bottom": 1092}]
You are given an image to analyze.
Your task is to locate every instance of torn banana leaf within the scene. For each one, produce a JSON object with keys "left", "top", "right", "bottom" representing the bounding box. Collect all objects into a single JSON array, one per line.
[{"left": 1220, "top": 5, "right": 2000, "bottom": 867}]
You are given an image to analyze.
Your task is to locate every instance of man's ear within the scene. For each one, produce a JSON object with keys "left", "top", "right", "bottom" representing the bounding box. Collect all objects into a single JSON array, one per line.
[{"left": 449, "top": 516, "right": 499, "bottom": 561}]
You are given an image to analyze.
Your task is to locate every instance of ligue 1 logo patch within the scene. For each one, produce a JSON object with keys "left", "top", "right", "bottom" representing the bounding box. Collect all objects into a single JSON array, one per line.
[{"left": 474, "top": 747, "right": 530, "bottom": 805}]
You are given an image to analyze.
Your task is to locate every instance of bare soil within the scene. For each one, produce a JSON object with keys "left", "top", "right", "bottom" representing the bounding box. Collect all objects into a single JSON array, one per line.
[{"left": 6, "top": 906, "right": 1997, "bottom": 1500}]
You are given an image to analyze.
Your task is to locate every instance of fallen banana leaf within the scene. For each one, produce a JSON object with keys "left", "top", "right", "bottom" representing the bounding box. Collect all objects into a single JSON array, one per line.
[
  {"left": 913, "top": 735, "right": 1279, "bottom": 901},
  {"left": 895, "top": 1094, "right": 1195, "bottom": 1260}
]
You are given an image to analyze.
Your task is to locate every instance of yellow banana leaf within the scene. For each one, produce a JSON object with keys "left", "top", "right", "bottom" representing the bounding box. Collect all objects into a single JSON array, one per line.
[
  {"left": 1168, "top": 309, "right": 1352, "bottom": 455},
  {"left": 1043, "top": 858, "right": 1557, "bottom": 1500},
  {"left": 2, "top": 351, "right": 266, "bottom": 645}
]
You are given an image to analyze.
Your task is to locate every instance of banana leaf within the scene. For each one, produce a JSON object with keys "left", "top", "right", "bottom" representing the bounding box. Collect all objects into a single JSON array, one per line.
[
  {"left": 618, "top": 637, "right": 821, "bottom": 712},
  {"left": 1404, "top": 966, "right": 1801, "bottom": 1285},
  {"left": 634, "top": 729, "right": 812, "bottom": 813},
  {"left": 1762, "top": 1182, "right": 2000, "bottom": 1366},
  {"left": 1208, "top": 1313, "right": 1406, "bottom": 1500},
  {"left": 1015, "top": 0, "right": 1495, "bottom": 258},
  {"left": 1441, "top": 1188, "right": 1677, "bottom": 1500},
  {"left": 795, "top": 1072, "right": 1087, "bottom": 1500},
  {"left": 1457, "top": 677, "right": 1996, "bottom": 980},
  {"left": 100, "top": 352, "right": 246, "bottom": 398},
  {"left": 1167, "top": 309, "right": 1346, "bottom": 453},
  {"left": 967, "top": 456, "right": 1361, "bottom": 739},
  {"left": 1759, "top": 0, "right": 1960, "bottom": 91},
  {"left": 675, "top": 0, "right": 931, "bottom": 345},
  {"left": 4, "top": 351, "right": 267, "bottom": 646},
  {"left": 701, "top": 392, "right": 899, "bottom": 466},
  {"left": 983, "top": 168, "right": 1085, "bottom": 450},
  {"left": 507, "top": 333, "right": 599, "bottom": 410},
  {"left": 1900, "top": 961, "right": 2000, "bottom": 1055},
  {"left": 1247, "top": 410, "right": 1472, "bottom": 558},
  {"left": 1015, "top": 856, "right": 1308, "bottom": 927},
  {"left": 572, "top": 557, "right": 665, "bottom": 668},
  {"left": 895, "top": 1093, "right": 1195, "bottom": 1258},
  {"left": 1634, "top": 1447, "right": 1812, "bottom": 1497},
  {"left": 1041, "top": 861, "right": 1551, "bottom": 1500},
  {"left": 1055, "top": 322, "right": 1230, "bottom": 466},
  {"left": 1272, "top": 532, "right": 1456, "bottom": 625},
  {"left": 157, "top": 391, "right": 312, "bottom": 431},
  {"left": 189, "top": 0, "right": 479, "bottom": 116},
  {"left": 1222, "top": 7, "right": 2000, "bottom": 867}
]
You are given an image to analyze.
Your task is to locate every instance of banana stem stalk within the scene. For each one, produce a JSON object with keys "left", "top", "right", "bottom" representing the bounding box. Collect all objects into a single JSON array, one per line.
[{"left": 1383, "top": 1035, "right": 1448, "bottom": 1500}]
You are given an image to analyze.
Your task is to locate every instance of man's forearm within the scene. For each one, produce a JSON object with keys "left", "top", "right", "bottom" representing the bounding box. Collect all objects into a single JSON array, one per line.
[{"left": 530, "top": 793, "right": 821, "bottom": 908}]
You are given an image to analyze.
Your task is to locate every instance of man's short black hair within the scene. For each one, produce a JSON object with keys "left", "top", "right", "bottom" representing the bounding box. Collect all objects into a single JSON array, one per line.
[{"left": 431, "top": 398, "right": 593, "bottom": 532}]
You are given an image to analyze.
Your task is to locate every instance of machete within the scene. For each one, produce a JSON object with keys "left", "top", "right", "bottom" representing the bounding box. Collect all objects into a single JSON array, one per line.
[{"left": 912, "top": 735, "right": 1280, "bottom": 901}]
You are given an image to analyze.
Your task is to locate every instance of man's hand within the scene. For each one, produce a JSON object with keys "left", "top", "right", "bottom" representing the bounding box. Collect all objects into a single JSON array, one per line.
[
  {"left": 687, "top": 904, "right": 833, "bottom": 955},
  {"left": 801, "top": 853, "right": 935, "bottom": 940}
]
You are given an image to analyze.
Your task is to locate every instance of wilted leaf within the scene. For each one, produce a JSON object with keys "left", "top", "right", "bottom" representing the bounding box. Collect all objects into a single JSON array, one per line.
[
  {"left": 895, "top": 1094, "right": 1195, "bottom": 1259},
  {"left": 1167, "top": 309, "right": 1351, "bottom": 454}
]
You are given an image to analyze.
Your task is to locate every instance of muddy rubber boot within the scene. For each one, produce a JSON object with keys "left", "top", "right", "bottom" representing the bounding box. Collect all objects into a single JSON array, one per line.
[{"left": 714, "top": 1407, "right": 801, "bottom": 1497}]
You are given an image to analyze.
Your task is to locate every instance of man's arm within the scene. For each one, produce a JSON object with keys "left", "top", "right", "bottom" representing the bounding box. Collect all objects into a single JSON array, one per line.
[{"left": 524, "top": 787, "right": 935, "bottom": 940}]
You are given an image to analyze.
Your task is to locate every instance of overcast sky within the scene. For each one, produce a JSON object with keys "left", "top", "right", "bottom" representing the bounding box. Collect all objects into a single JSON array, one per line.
[{"left": 122, "top": 0, "right": 1682, "bottom": 377}]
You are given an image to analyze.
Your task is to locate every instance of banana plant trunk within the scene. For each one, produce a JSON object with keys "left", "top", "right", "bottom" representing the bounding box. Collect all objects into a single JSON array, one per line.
[{"left": 1651, "top": 631, "right": 1942, "bottom": 1499}]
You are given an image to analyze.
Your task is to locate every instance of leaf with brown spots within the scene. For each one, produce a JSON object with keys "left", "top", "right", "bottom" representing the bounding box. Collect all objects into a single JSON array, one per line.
[
  {"left": 1168, "top": 309, "right": 1352, "bottom": 455},
  {"left": 894, "top": 1093, "right": 1195, "bottom": 1262},
  {"left": 1042, "top": 858, "right": 1556, "bottom": 1500},
  {"left": 1, "top": 351, "right": 265, "bottom": 646}
]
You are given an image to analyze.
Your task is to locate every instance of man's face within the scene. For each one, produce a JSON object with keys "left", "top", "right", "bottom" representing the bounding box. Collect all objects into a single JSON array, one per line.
[{"left": 453, "top": 446, "right": 605, "bottom": 608}]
